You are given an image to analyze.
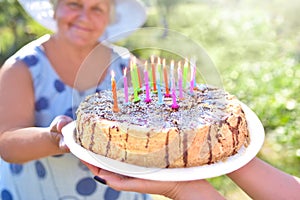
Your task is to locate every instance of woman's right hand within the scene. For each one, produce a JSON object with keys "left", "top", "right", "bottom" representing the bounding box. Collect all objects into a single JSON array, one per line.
[{"left": 49, "top": 115, "right": 73, "bottom": 154}]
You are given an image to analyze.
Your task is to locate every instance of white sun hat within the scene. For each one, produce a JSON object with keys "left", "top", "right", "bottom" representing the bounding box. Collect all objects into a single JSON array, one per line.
[{"left": 18, "top": 0, "right": 147, "bottom": 42}]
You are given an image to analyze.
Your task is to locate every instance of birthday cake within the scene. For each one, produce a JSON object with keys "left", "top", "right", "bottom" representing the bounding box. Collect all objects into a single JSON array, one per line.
[{"left": 75, "top": 84, "right": 250, "bottom": 168}]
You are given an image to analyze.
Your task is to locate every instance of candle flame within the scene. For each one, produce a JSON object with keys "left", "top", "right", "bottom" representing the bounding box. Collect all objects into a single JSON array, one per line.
[
  {"left": 184, "top": 59, "right": 189, "bottom": 68},
  {"left": 124, "top": 68, "right": 127, "bottom": 76},
  {"left": 150, "top": 55, "right": 154, "bottom": 63},
  {"left": 177, "top": 63, "right": 181, "bottom": 72},
  {"left": 158, "top": 57, "right": 161, "bottom": 65},
  {"left": 163, "top": 58, "right": 166, "bottom": 67},
  {"left": 111, "top": 70, "right": 115, "bottom": 80},
  {"left": 144, "top": 61, "right": 148, "bottom": 71},
  {"left": 130, "top": 61, "right": 134, "bottom": 71},
  {"left": 132, "top": 56, "right": 137, "bottom": 65}
]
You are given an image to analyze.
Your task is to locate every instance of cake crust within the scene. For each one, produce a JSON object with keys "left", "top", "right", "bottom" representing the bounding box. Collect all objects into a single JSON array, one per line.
[{"left": 76, "top": 84, "right": 250, "bottom": 168}]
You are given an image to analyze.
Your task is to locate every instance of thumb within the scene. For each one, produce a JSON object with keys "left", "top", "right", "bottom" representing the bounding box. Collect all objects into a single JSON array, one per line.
[
  {"left": 50, "top": 115, "right": 73, "bottom": 132},
  {"left": 56, "top": 116, "right": 73, "bottom": 132}
]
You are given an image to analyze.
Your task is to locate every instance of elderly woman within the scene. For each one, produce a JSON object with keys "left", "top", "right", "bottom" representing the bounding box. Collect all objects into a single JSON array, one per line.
[{"left": 0, "top": 0, "right": 149, "bottom": 199}]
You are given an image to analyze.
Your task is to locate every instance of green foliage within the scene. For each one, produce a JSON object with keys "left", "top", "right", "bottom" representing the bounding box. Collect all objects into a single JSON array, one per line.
[
  {"left": 0, "top": 0, "right": 49, "bottom": 65},
  {"left": 1, "top": 0, "right": 299, "bottom": 198}
]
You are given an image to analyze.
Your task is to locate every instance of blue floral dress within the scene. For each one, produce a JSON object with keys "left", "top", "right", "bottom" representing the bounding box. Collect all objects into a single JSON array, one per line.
[{"left": 0, "top": 35, "right": 150, "bottom": 200}]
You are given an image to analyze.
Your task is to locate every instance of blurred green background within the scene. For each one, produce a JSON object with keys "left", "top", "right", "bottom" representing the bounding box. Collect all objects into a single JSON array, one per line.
[{"left": 1, "top": 0, "right": 299, "bottom": 199}]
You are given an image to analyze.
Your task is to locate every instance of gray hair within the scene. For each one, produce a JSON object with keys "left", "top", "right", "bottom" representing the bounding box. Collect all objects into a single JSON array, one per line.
[{"left": 50, "top": 0, "right": 116, "bottom": 24}]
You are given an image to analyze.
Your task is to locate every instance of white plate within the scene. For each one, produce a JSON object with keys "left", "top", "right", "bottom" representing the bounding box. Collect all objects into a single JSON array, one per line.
[{"left": 62, "top": 103, "right": 264, "bottom": 181}]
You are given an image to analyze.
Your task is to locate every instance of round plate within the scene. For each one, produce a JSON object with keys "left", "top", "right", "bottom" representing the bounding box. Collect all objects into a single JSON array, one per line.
[{"left": 62, "top": 103, "right": 264, "bottom": 181}]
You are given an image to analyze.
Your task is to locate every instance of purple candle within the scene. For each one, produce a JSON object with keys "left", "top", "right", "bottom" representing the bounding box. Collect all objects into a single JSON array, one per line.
[
  {"left": 171, "top": 77, "right": 179, "bottom": 110},
  {"left": 144, "top": 61, "right": 151, "bottom": 103},
  {"left": 178, "top": 62, "right": 183, "bottom": 99}
]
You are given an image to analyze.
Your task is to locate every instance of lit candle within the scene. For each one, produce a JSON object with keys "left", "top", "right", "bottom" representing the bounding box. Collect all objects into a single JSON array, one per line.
[
  {"left": 133, "top": 57, "right": 141, "bottom": 91},
  {"left": 151, "top": 55, "right": 157, "bottom": 92},
  {"left": 163, "top": 59, "right": 171, "bottom": 97},
  {"left": 171, "top": 76, "right": 179, "bottom": 110},
  {"left": 157, "top": 57, "right": 162, "bottom": 86},
  {"left": 130, "top": 61, "right": 140, "bottom": 102},
  {"left": 123, "top": 68, "right": 129, "bottom": 104},
  {"left": 170, "top": 60, "right": 174, "bottom": 83},
  {"left": 144, "top": 61, "right": 151, "bottom": 103},
  {"left": 111, "top": 70, "right": 119, "bottom": 112},
  {"left": 183, "top": 58, "right": 189, "bottom": 88},
  {"left": 178, "top": 62, "right": 184, "bottom": 99},
  {"left": 137, "top": 65, "right": 142, "bottom": 89},
  {"left": 156, "top": 67, "right": 164, "bottom": 104}
]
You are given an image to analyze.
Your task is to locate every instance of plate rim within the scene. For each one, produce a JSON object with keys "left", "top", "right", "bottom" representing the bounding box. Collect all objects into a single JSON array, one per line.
[{"left": 62, "top": 102, "right": 265, "bottom": 181}]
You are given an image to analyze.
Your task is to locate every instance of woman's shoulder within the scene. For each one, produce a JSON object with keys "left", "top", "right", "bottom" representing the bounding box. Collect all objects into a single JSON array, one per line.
[{"left": 1, "top": 34, "right": 52, "bottom": 81}]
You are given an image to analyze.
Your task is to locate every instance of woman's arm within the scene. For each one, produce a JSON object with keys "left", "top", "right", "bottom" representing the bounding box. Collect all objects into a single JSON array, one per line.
[
  {"left": 227, "top": 157, "right": 300, "bottom": 199},
  {"left": 0, "top": 61, "right": 70, "bottom": 163},
  {"left": 83, "top": 161, "right": 225, "bottom": 200}
]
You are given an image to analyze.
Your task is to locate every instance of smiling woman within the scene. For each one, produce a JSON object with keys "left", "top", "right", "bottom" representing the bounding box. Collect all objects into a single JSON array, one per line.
[
  {"left": 0, "top": 0, "right": 149, "bottom": 199},
  {"left": 54, "top": 0, "right": 112, "bottom": 47}
]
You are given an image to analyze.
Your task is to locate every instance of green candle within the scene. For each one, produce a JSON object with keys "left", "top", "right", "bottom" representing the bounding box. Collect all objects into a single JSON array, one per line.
[
  {"left": 133, "top": 57, "right": 141, "bottom": 91},
  {"left": 130, "top": 59, "right": 140, "bottom": 102}
]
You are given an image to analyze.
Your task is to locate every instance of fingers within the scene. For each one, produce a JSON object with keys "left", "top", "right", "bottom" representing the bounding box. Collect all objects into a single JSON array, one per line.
[
  {"left": 81, "top": 160, "right": 100, "bottom": 175},
  {"left": 56, "top": 116, "right": 73, "bottom": 132},
  {"left": 81, "top": 161, "right": 149, "bottom": 192},
  {"left": 80, "top": 161, "right": 181, "bottom": 197},
  {"left": 50, "top": 115, "right": 73, "bottom": 132},
  {"left": 59, "top": 134, "right": 70, "bottom": 153},
  {"left": 96, "top": 169, "right": 178, "bottom": 195},
  {"left": 49, "top": 115, "right": 73, "bottom": 153}
]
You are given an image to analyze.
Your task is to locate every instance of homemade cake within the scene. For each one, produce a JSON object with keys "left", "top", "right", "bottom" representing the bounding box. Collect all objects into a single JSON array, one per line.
[{"left": 75, "top": 84, "right": 250, "bottom": 168}]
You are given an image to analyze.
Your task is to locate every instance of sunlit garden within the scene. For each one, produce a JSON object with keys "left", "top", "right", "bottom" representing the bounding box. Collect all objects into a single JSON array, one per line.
[{"left": 1, "top": 0, "right": 299, "bottom": 199}]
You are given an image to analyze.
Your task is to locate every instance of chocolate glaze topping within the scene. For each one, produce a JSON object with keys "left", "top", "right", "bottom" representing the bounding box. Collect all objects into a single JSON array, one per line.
[{"left": 79, "top": 84, "right": 236, "bottom": 131}]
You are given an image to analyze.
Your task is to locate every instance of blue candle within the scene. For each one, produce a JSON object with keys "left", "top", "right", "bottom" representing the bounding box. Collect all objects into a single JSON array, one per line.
[{"left": 156, "top": 67, "right": 164, "bottom": 105}]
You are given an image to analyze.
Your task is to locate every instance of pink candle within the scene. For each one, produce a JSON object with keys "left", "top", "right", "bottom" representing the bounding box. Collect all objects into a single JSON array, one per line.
[
  {"left": 178, "top": 62, "right": 183, "bottom": 99},
  {"left": 171, "top": 77, "right": 179, "bottom": 110},
  {"left": 191, "top": 57, "right": 197, "bottom": 87},
  {"left": 189, "top": 79, "right": 194, "bottom": 95},
  {"left": 144, "top": 61, "right": 151, "bottom": 103},
  {"left": 123, "top": 68, "right": 129, "bottom": 103}
]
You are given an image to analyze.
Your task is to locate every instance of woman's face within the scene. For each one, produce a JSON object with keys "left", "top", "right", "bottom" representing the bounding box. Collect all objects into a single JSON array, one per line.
[{"left": 54, "top": 0, "right": 111, "bottom": 47}]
